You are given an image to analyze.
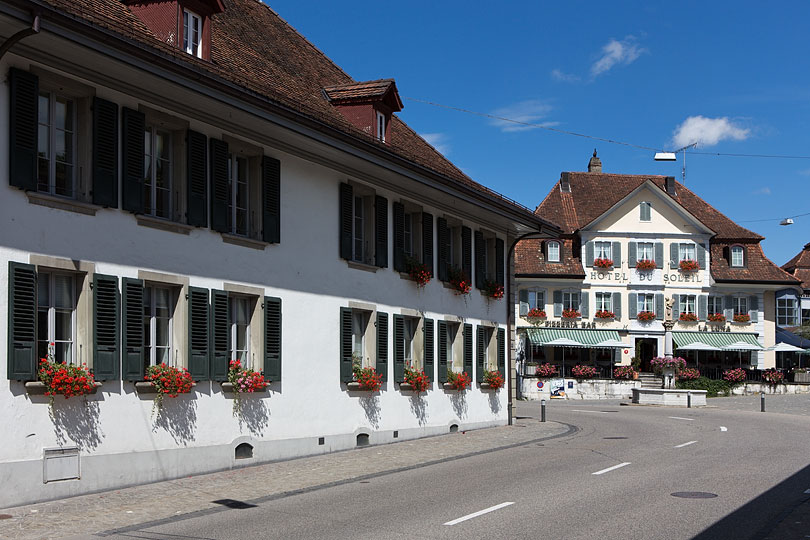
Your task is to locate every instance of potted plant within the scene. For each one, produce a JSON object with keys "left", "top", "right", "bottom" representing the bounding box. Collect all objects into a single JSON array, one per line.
[
  {"left": 444, "top": 370, "right": 471, "bottom": 390},
  {"left": 708, "top": 313, "right": 726, "bottom": 323},
  {"left": 613, "top": 366, "right": 637, "bottom": 380},
  {"left": 594, "top": 310, "right": 615, "bottom": 320},
  {"left": 401, "top": 366, "right": 430, "bottom": 392},
  {"left": 144, "top": 363, "right": 194, "bottom": 408},
  {"left": 349, "top": 365, "right": 383, "bottom": 391},
  {"left": 733, "top": 313, "right": 751, "bottom": 323},
  {"left": 722, "top": 367, "right": 746, "bottom": 384},
  {"left": 562, "top": 308, "right": 581, "bottom": 319},
  {"left": 481, "top": 369, "right": 505, "bottom": 390},
  {"left": 593, "top": 258, "right": 614, "bottom": 269},
  {"left": 224, "top": 359, "right": 268, "bottom": 393},
  {"left": 482, "top": 279, "right": 504, "bottom": 300},
  {"left": 405, "top": 257, "right": 431, "bottom": 288},
  {"left": 679, "top": 259, "right": 700, "bottom": 272},
  {"left": 571, "top": 365, "right": 598, "bottom": 379},
  {"left": 650, "top": 356, "right": 687, "bottom": 374},
  {"left": 635, "top": 259, "right": 656, "bottom": 271},
  {"left": 793, "top": 368, "right": 810, "bottom": 383},
  {"left": 679, "top": 313, "right": 698, "bottom": 322},
  {"left": 526, "top": 308, "right": 546, "bottom": 320},
  {"left": 35, "top": 343, "right": 100, "bottom": 400},
  {"left": 637, "top": 311, "right": 656, "bottom": 322},
  {"left": 762, "top": 369, "right": 784, "bottom": 385},
  {"left": 535, "top": 363, "right": 558, "bottom": 378},
  {"left": 678, "top": 367, "right": 700, "bottom": 381},
  {"left": 448, "top": 266, "right": 471, "bottom": 296}
]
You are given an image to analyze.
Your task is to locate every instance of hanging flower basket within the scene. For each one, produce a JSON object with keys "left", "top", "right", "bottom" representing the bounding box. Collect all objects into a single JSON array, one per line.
[
  {"left": 637, "top": 311, "right": 656, "bottom": 322},
  {"left": 613, "top": 366, "right": 637, "bottom": 379},
  {"left": 402, "top": 366, "right": 430, "bottom": 392},
  {"left": 526, "top": 308, "right": 546, "bottom": 319},
  {"left": 406, "top": 257, "right": 431, "bottom": 287},
  {"left": 482, "top": 279, "right": 504, "bottom": 300},
  {"left": 679, "top": 259, "right": 700, "bottom": 272},
  {"left": 635, "top": 260, "right": 657, "bottom": 271},
  {"left": 593, "top": 258, "right": 614, "bottom": 269},
  {"left": 707, "top": 313, "right": 726, "bottom": 323},
  {"left": 481, "top": 369, "right": 505, "bottom": 390},
  {"left": 37, "top": 357, "right": 98, "bottom": 399},
  {"left": 444, "top": 370, "right": 471, "bottom": 390},
  {"left": 571, "top": 365, "right": 598, "bottom": 379},
  {"left": 562, "top": 308, "right": 581, "bottom": 319},
  {"left": 733, "top": 313, "right": 751, "bottom": 323},
  {"left": 594, "top": 310, "right": 615, "bottom": 319},
  {"left": 679, "top": 313, "right": 698, "bottom": 322},
  {"left": 535, "top": 363, "right": 558, "bottom": 378},
  {"left": 448, "top": 266, "right": 471, "bottom": 296},
  {"left": 650, "top": 356, "right": 687, "bottom": 374}
]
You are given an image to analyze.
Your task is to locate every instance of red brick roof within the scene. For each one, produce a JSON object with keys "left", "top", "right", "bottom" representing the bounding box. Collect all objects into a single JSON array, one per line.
[
  {"left": 515, "top": 237, "right": 585, "bottom": 278},
  {"left": 710, "top": 242, "right": 799, "bottom": 284},
  {"left": 32, "top": 0, "right": 549, "bottom": 227},
  {"left": 323, "top": 79, "right": 402, "bottom": 110},
  {"left": 783, "top": 243, "right": 810, "bottom": 289}
]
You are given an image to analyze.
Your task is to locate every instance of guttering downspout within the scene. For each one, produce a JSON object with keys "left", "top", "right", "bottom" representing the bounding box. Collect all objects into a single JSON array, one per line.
[{"left": 0, "top": 12, "right": 40, "bottom": 61}]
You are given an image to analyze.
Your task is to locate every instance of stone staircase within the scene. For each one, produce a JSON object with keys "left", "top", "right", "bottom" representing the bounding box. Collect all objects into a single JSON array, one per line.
[{"left": 638, "top": 372, "right": 662, "bottom": 389}]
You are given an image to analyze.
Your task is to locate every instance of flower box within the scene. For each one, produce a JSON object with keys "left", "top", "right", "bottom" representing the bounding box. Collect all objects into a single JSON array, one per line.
[
  {"left": 562, "top": 309, "right": 581, "bottom": 319},
  {"left": 635, "top": 260, "right": 656, "bottom": 271},
  {"left": 679, "top": 313, "right": 698, "bottom": 322},
  {"left": 793, "top": 372, "right": 810, "bottom": 383},
  {"left": 526, "top": 308, "right": 546, "bottom": 320},
  {"left": 221, "top": 382, "right": 267, "bottom": 393},
  {"left": 135, "top": 381, "right": 197, "bottom": 394},
  {"left": 593, "top": 258, "right": 614, "bottom": 269},
  {"left": 479, "top": 382, "right": 497, "bottom": 390},
  {"left": 594, "top": 310, "right": 614, "bottom": 319},
  {"left": 636, "top": 311, "right": 656, "bottom": 322},
  {"left": 707, "top": 313, "right": 726, "bottom": 323},
  {"left": 571, "top": 365, "right": 598, "bottom": 379},
  {"left": 535, "top": 363, "right": 559, "bottom": 377},
  {"left": 482, "top": 279, "right": 504, "bottom": 300},
  {"left": 762, "top": 369, "right": 784, "bottom": 384},
  {"left": 679, "top": 259, "right": 700, "bottom": 272},
  {"left": 482, "top": 370, "right": 505, "bottom": 390},
  {"left": 406, "top": 258, "right": 431, "bottom": 287},
  {"left": 448, "top": 266, "right": 471, "bottom": 296},
  {"left": 346, "top": 381, "right": 379, "bottom": 392},
  {"left": 403, "top": 367, "right": 430, "bottom": 392},
  {"left": 26, "top": 381, "right": 102, "bottom": 396},
  {"left": 613, "top": 366, "right": 637, "bottom": 380},
  {"left": 732, "top": 313, "right": 751, "bottom": 323},
  {"left": 444, "top": 371, "right": 471, "bottom": 391},
  {"left": 651, "top": 356, "right": 687, "bottom": 373}
]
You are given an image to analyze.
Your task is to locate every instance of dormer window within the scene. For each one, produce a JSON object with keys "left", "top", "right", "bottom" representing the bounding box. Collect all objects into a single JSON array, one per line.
[
  {"left": 324, "top": 79, "right": 402, "bottom": 143},
  {"left": 183, "top": 9, "right": 202, "bottom": 58},
  {"left": 376, "top": 111, "right": 386, "bottom": 142},
  {"left": 547, "top": 241, "right": 560, "bottom": 262},
  {"left": 731, "top": 245, "right": 745, "bottom": 267}
]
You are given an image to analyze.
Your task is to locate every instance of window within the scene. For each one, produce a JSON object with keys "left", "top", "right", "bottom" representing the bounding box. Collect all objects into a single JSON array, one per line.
[
  {"left": 340, "top": 183, "right": 386, "bottom": 267},
  {"left": 595, "top": 292, "right": 612, "bottom": 312},
  {"left": 230, "top": 296, "right": 252, "bottom": 368},
  {"left": 639, "top": 201, "right": 651, "bottom": 221},
  {"left": 679, "top": 295, "right": 696, "bottom": 315},
  {"left": 143, "top": 286, "right": 173, "bottom": 368},
  {"left": 143, "top": 126, "right": 172, "bottom": 219},
  {"left": 228, "top": 155, "right": 250, "bottom": 236},
  {"left": 777, "top": 297, "right": 799, "bottom": 326},
  {"left": 37, "top": 91, "right": 76, "bottom": 198},
  {"left": 594, "top": 241, "right": 612, "bottom": 260},
  {"left": 547, "top": 241, "right": 560, "bottom": 262},
  {"left": 528, "top": 289, "right": 545, "bottom": 310},
  {"left": 446, "top": 323, "right": 461, "bottom": 372},
  {"left": 638, "top": 293, "right": 655, "bottom": 313},
  {"left": 352, "top": 310, "right": 371, "bottom": 368},
  {"left": 679, "top": 243, "right": 696, "bottom": 262},
  {"left": 563, "top": 291, "right": 580, "bottom": 311},
  {"left": 183, "top": 10, "right": 202, "bottom": 58},
  {"left": 733, "top": 296, "right": 749, "bottom": 316},
  {"left": 708, "top": 296, "right": 723, "bottom": 316},
  {"left": 37, "top": 272, "right": 76, "bottom": 364},
  {"left": 352, "top": 195, "right": 365, "bottom": 262},
  {"left": 403, "top": 318, "right": 417, "bottom": 368},
  {"left": 637, "top": 242, "right": 654, "bottom": 261},
  {"left": 403, "top": 213, "right": 413, "bottom": 258},
  {"left": 731, "top": 245, "right": 744, "bottom": 267},
  {"left": 376, "top": 111, "right": 386, "bottom": 142}
]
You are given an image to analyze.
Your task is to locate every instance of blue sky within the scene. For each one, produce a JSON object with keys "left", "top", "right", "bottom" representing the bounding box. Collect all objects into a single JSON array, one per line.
[{"left": 271, "top": 1, "right": 810, "bottom": 266}]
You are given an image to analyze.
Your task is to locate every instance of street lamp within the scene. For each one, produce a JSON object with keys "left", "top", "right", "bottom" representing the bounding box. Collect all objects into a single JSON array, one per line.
[{"left": 654, "top": 142, "right": 698, "bottom": 183}]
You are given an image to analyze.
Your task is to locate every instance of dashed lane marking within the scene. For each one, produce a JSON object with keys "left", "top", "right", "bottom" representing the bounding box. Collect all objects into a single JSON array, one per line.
[
  {"left": 668, "top": 416, "right": 694, "bottom": 421},
  {"left": 570, "top": 410, "right": 610, "bottom": 414},
  {"left": 444, "top": 502, "right": 515, "bottom": 526},
  {"left": 592, "top": 462, "right": 631, "bottom": 475},
  {"left": 674, "top": 441, "right": 697, "bottom": 448}
]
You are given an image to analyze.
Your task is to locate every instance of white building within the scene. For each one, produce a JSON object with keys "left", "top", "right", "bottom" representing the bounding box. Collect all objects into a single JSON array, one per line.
[{"left": 0, "top": 0, "right": 557, "bottom": 507}]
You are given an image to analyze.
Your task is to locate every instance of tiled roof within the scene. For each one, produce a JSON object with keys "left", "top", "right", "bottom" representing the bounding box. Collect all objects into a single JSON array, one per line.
[
  {"left": 783, "top": 243, "right": 810, "bottom": 289},
  {"left": 323, "top": 79, "right": 400, "bottom": 106},
  {"left": 33, "top": 0, "right": 548, "bottom": 226},
  {"left": 515, "top": 237, "right": 585, "bottom": 278},
  {"left": 710, "top": 242, "right": 800, "bottom": 284}
]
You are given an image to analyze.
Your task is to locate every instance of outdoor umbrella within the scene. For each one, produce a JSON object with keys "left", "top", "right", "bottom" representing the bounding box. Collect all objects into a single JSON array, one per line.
[
  {"left": 594, "top": 339, "right": 626, "bottom": 348},
  {"left": 766, "top": 342, "right": 808, "bottom": 370},
  {"left": 722, "top": 341, "right": 763, "bottom": 368}
]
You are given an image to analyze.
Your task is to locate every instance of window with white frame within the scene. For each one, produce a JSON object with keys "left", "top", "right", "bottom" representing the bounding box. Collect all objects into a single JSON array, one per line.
[
  {"left": 639, "top": 201, "right": 651, "bottom": 221},
  {"left": 547, "top": 241, "right": 560, "bottom": 262},
  {"left": 595, "top": 292, "right": 612, "bottom": 312},
  {"left": 638, "top": 293, "right": 655, "bottom": 313},
  {"left": 403, "top": 213, "right": 413, "bottom": 258},
  {"left": 183, "top": 10, "right": 202, "bottom": 58},
  {"left": 376, "top": 111, "right": 386, "bottom": 142},
  {"left": 563, "top": 291, "right": 580, "bottom": 311},
  {"left": 37, "top": 272, "right": 76, "bottom": 364},
  {"left": 230, "top": 296, "right": 252, "bottom": 368},
  {"left": 708, "top": 296, "right": 723, "bottom": 315},
  {"left": 679, "top": 243, "right": 696, "bottom": 262},
  {"left": 352, "top": 310, "right": 371, "bottom": 368},
  {"left": 37, "top": 91, "right": 76, "bottom": 198},
  {"left": 143, "top": 286, "right": 173, "bottom": 368},
  {"left": 528, "top": 289, "right": 545, "bottom": 310},
  {"left": 637, "top": 242, "right": 654, "bottom": 262},
  {"left": 446, "top": 322, "right": 461, "bottom": 372},
  {"left": 733, "top": 296, "right": 748, "bottom": 316},
  {"left": 731, "top": 245, "right": 744, "bottom": 267},
  {"left": 227, "top": 155, "right": 249, "bottom": 236},
  {"left": 143, "top": 126, "right": 172, "bottom": 219},
  {"left": 679, "top": 295, "right": 696, "bottom": 315},
  {"left": 594, "top": 241, "right": 612, "bottom": 260},
  {"left": 777, "top": 297, "right": 799, "bottom": 326}
]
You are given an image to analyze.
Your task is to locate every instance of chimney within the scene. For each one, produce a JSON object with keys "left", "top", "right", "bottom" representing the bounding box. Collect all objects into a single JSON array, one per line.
[
  {"left": 665, "top": 176, "right": 676, "bottom": 196},
  {"left": 560, "top": 172, "right": 571, "bottom": 193},
  {"left": 587, "top": 149, "right": 602, "bottom": 173}
]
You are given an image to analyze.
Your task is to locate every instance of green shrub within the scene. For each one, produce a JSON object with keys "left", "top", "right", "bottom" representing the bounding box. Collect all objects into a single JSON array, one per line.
[{"left": 676, "top": 377, "right": 735, "bottom": 398}]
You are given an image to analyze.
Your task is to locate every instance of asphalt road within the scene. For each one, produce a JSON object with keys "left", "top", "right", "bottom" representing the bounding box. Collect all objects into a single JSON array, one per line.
[{"left": 100, "top": 399, "right": 810, "bottom": 540}]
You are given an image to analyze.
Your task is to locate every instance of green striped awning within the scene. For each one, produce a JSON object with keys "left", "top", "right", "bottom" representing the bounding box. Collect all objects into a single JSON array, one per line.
[
  {"left": 672, "top": 332, "right": 762, "bottom": 349},
  {"left": 525, "top": 328, "right": 623, "bottom": 347}
]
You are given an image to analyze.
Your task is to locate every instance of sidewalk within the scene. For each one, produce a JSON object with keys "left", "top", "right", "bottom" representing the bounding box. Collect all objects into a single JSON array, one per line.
[{"left": 0, "top": 418, "right": 571, "bottom": 540}]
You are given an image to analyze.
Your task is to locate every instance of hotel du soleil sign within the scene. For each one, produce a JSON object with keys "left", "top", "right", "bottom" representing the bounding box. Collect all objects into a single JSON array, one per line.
[{"left": 589, "top": 270, "right": 702, "bottom": 283}]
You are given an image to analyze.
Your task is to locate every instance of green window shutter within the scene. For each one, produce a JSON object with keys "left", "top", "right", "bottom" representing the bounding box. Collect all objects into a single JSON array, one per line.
[
  {"left": 209, "top": 138, "right": 229, "bottom": 233},
  {"left": 392, "top": 202, "right": 405, "bottom": 272},
  {"left": 393, "top": 314, "right": 404, "bottom": 382},
  {"left": 437, "top": 217, "right": 449, "bottom": 281},
  {"left": 628, "top": 293, "right": 638, "bottom": 318},
  {"left": 93, "top": 274, "right": 119, "bottom": 380},
  {"left": 463, "top": 323, "right": 473, "bottom": 375},
  {"left": 461, "top": 226, "right": 472, "bottom": 282},
  {"left": 672, "top": 294, "right": 680, "bottom": 319},
  {"left": 91, "top": 97, "right": 119, "bottom": 208},
  {"left": 724, "top": 295, "right": 734, "bottom": 321},
  {"left": 422, "top": 212, "right": 434, "bottom": 276},
  {"left": 423, "top": 318, "right": 434, "bottom": 382},
  {"left": 612, "top": 242, "right": 621, "bottom": 265},
  {"left": 474, "top": 230, "right": 485, "bottom": 289},
  {"left": 553, "top": 290, "right": 563, "bottom": 317},
  {"left": 121, "top": 107, "right": 145, "bottom": 213},
  {"left": 339, "top": 183, "right": 353, "bottom": 260},
  {"left": 628, "top": 242, "right": 637, "bottom": 267},
  {"left": 376, "top": 311, "right": 388, "bottom": 382},
  {"left": 696, "top": 243, "right": 706, "bottom": 268},
  {"left": 476, "top": 326, "right": 485, "bottom": 383},
  {"left": 613, "top": 292, "right": 622, "bottom": 319},
  {"left": 580, "top": 292, "right": 589, "bottom": 318},
  {"left": 585, "top": 241, "right": 594, "bottom": 267},
  {"left": 654, "top": 242, "right": 664, "bottom": 265},
  {"left": 210, "top": 289, "right": 229, "bottom": 381},
  {"left": 187, "top": 287, "right": 210, "bottom": 381},
  {"left": 122, "top": 278, "right": 145, "bottom": 381},
  {"left": 264, "top": 296, "right": 281, "bottom": 381},
  {"left": 437, "top": 321, "right": 448, "bottom": 383},
  {"left": 7, "top": 262, "right": 37, "bottom": 380},
  {"left": 655, "top": 293, "right": 664, "bottom": 320},
  {"left": 374, "top": 195, "right": 388, "bottom": 268},
  {"left": 340, "top": 307, "right": 353, "bottom": 382},
  {"left": 262, "top": 156, "right": 281, "bottom": 243},
  {"left": 186, "top": 129, "right": 207, "bottom": 227},
  {"left": 495, "top": 238, "right": 505, "bottom": 288},
  {"left": 749, "top": 295, "right": 759, "bottom": 322},
  {"left": 518, "top": 289, "right": 529, "bottom": 316},
  {"left": 698, "top": 295, "right": 708, "bottom": 321},
  {"left": 9, "top": 68, "right": 38, "bottom": 191},
  {"left": 670, "top": 243, "right": 679, "bottom": 268},
  {"left": 497, "top": 328, "right": 505, "bottom": 377}
]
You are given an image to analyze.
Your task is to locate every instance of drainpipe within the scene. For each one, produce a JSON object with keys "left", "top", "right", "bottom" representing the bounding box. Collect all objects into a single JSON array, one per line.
[{"left": 0, "top": 12, "right": 40, "bottom": 61}]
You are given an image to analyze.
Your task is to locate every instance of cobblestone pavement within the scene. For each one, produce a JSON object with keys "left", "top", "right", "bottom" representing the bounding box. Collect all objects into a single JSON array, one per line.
[{"left": 0, "top": 419, "right": 571, "bottom": 540}]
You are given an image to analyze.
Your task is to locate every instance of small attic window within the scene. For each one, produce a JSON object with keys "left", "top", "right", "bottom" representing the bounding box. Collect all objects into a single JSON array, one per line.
[
  {"left": 183, "top": 9, "right": 202, "bottom": 58},
  {"left": 376, "top": 111, "right": 386, "bottom": 142}
]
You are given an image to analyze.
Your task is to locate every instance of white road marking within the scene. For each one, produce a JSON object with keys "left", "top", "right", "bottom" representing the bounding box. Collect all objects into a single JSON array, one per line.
[
  {"left": 571, "top": 409, "right": 609, "bottom": 414},
  {"left": 444, "top": 502, "right": 515, "bottom": 526},
  {"left": 592, "top": 462, "right": 631, "bottom": 475},
  {"left": 668, "top": 416, "right": 694, "bottom": 421},
  {"left": 675, "top": 441, "right": 697, "bottom": 448},
  {"left": 720, "top": 426, "right": 728, "bottom": 432}
]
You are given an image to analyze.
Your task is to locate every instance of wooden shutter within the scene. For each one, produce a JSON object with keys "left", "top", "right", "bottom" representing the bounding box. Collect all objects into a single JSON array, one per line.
[
  {"left": 698, "top": 295, "right": 708, "bottom": 321},
  {"left": 437, "top": 217, "right": 449, "bottom": 281},
  {"left": 461, "top": 226, "right": 472, "bottom": 282},
  {"left": 93, "top": 274, "right": 119, "bottom": 380},
  {"left": 7, "top": 262, "right": 37, "bottom": 380},
  {"left": 749, "top": 295, "right": 759, "bottom": 322},
  {"left": 377, "top": 311, "right": 388, "bottom": 382},
  {"left": 696, "top": 243, "right": 706, "bottom": 268},
  {"left": 497, "top": 328, "right": 505, "bottom": 377},
  {"left": 474, "top": 230, "right": 485, "bottom": 289},
  {"left": 672, "top": 294, "right": 680, "bottom": 319},
  {"left": 724, "top": 295, "right": 734, "bottom": 321},
  {"left": 264, "top": 296, "right": 281, "bottom": 380},
  {"left": 585, "top": 241, "right": 594, "bottom": 267},
  {"left": 495, "top": 238, "right": 505, "bottom": 288},
  {"left": 339, "top": 183, "right": 353, "bottom": 260},
  {"left": 437, "top": 321, "right": 448, "bottom": 383},
  {"left": 519, "top": 290, "right": 529, "bottom": 316},
  {"left": 628, "top": 242, "right": 637, "bottom": 267},
  {"left": 612, "top": 242, "right": 621, "bottom": 266},
  {"left": 392, "top": 202, "right": 405, "bottom": 272},
  {"left": 92, "top": 97, "right": 119, "bottom": 207},
  {"left": 553, "top": 290, "right": 563, "bottom": 317},
  {"left": 422, "top": 212, "right": 434, "bottom": 276},
  {"left": 374, "top": 195, "right": 388, "bottom": 268},
  {"left": 640, "top": 202, "right": 651, "bottom": 221},
  {"left": 393, "top": 314, "right": 404, "bottom": 382},
  {"left": 210, "top": 289, "right": 229, "bottom": 381},
  {"left": 9, "top": 68, "right": 38, "bottom": 191},
  {"left": 122, "top": 278, "right": 144, "bottom": 381},
  {"left": 628, "top": 293, "right": 638, "bottom": 319},
  {"left": 476, "top": 326, "right": 485, "bottom": 383},
  {"left": 340, "top": 307, "right": 353, "bottom": 382},
  {"left": 655, "top": 293, "right": 664, "bottom": 320},
  {"left": 121, "top": 107, "right": 145, "bottom": 213},
  {"left": 187, "top": 287, "right": 210, "bottom": 381},
  {"left": 654, "top": 242, "right": 664, "bottom": 265},
  {"left": 262, "top": 156, "right": 281, "bottom": 243},
  {"left": 186, "top": 129, "right": 207, "bottom": 227},
  {"left": 423, "top": 318, "right": 434, "bottom": 382},
  {"left": 613, "top": 292, "right": 622, "bottom": 319},
  {"left": 463, "top": 323, "right": 473, "bottom": 375},
  {"left": 580, "top": 292, "right": 589, "bottom": 318},
  {"left": 670, "top": 243, "right": 679, "bottom": 268},
  {"left": 209, "top": 139, "right": 229, "bottom": 233}
]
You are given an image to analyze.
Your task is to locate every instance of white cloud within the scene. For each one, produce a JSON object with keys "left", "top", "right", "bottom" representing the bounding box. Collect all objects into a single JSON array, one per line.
[
  {"left": 591, "top": 37, "right": 646, "bottom": 77},
  {"left": 421, "top": 132, "right": 450, "bottom": 156},
  {"left": 489, "top": 100, "right": 556, "bottom": 132},
  {"left": 671, "top": 116, "right": 750, "bottom": 148},
  {"left": 551, "top": 69, "right": 580, "bottom": 83},
  {"left": 752, "top": 187, "right": 771, "bottom": 195}
]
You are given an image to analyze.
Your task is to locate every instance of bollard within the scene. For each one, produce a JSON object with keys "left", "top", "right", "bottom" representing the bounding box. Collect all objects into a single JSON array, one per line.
[
  {"left": 541, "top": 399, "right": 546, "bottom": 422},
  {"left": 687, "top": 391, "right": 692, "bottom": 408},
  {"left": 761, "top": 392, "right": 765, "bottom": 412}
]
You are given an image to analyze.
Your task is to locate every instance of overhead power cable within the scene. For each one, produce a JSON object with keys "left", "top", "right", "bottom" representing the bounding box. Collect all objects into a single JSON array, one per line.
[{"left": 737, "top": 211, "right": 810, "bottom": 224}]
